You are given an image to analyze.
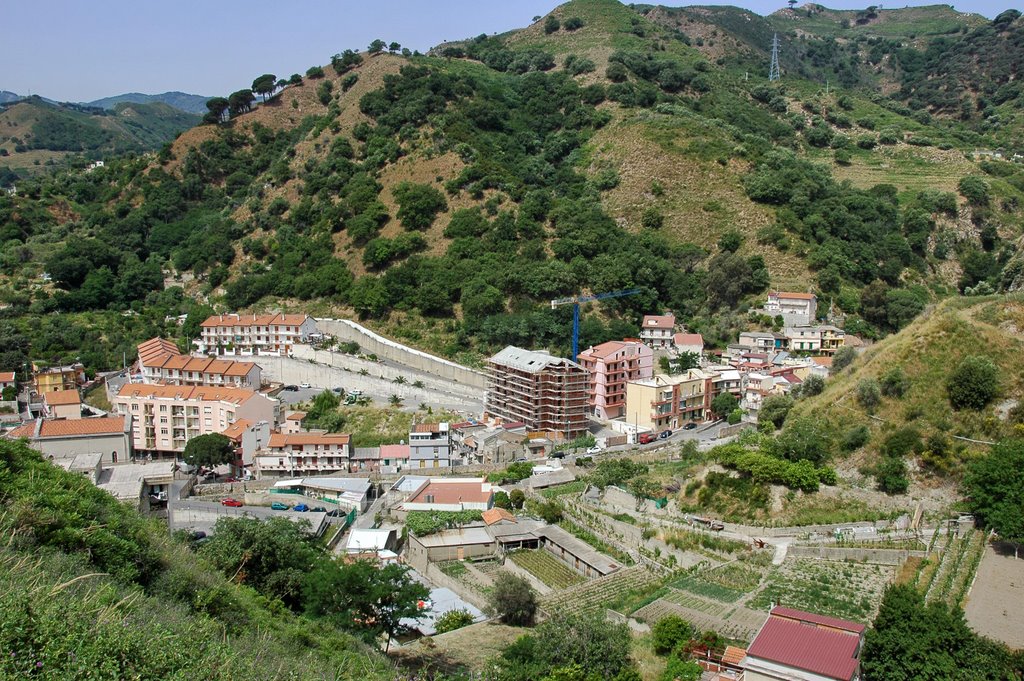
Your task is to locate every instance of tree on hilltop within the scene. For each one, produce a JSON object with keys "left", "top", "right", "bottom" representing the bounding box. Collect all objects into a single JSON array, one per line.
[
  {"left": 368, "top": 39, "right": 386, "bottom": 54},
  {"left": 228, "top": 89, "right": 255, "bottom": 117},
  {"left": 388, "top": 42, "right": 401, "bottom": 54},
  {"left": 251, "top": 74, "right": 277, "bottom": 102},
  {"left": 203, "top": 97, "right": 229, "bottom": 125}
]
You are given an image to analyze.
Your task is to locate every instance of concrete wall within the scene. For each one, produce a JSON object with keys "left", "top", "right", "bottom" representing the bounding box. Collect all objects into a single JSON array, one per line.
[
  {"left": 316, "top": 318, "right": 488, "bottom": 389},
  {"left": 786, "top": 545, "right": 927, "bottom": 565}
]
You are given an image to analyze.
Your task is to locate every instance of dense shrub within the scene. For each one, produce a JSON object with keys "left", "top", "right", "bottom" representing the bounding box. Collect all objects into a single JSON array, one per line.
[{"left": 947, "top": 355, "right": 999, "bottom": 410}]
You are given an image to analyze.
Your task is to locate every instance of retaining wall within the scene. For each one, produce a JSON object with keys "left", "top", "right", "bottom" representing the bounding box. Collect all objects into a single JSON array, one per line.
[
  {"left": 786, "top": 545, "right": 926, "bottom": 565},
  {"left": 315, "top": 318, "right": 488, "bottom": 389}
]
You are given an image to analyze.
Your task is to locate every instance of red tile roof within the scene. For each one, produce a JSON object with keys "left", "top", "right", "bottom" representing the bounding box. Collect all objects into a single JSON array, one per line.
[
  {"left": 673, "top": 333, "right": 704, "bottom": 347},
  {"left": 268, "top": 432, "right": 350, "bottom": 447},
  {"left": 0, "top": 371, "right": 17, "bottom": 383},
  {"left": 406, "top": 480, "right": 491, "bottom": 506},
  {"left": 221, "top": 419, "right": 254, "bottom": 442},
  {"left": 721, "top": 646, "right": 747, "bottom": 666},
  {"left": 642, "top": 314, "right": 675, "bottom": 329},
  {"left": 481, "top": 508, "right": 516, "bottom": 525},
  {"left": 285, "top": 411, "right": 307, "bottom": 421},
  {"left": 746, "top": 608, "right": 863, "bottom": 681},
  {"left": 200, "top": 313, "right": 310, "bottom": 328},
  {"left": 379, "top": 443, "right": 410, "bottom": 459},
  {"left": 44, "top": 389, "right": 81, "bottom": 406},
  {"left": 9, "top": 416, "right": 126, "bottom": 439},
  {"left": 772, "top": 291, "right": 816, "bottom": 300},
  {"left": 413, "top": 423, "right": 442, "bottom": 433},
  {"left": 577, "top": 340, "right": 638, "bottom": 360},
  {"left": 117, "top": 383, "right": 261, "bottom": 405}
]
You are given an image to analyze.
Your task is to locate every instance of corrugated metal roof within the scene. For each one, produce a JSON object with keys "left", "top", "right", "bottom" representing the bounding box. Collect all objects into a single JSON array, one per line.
[
  {"left": 489, "top": 346, "right": 583, "bottom": 374},
  {"left": 746, "top": 610, "right": 862, "bottom": 680}
]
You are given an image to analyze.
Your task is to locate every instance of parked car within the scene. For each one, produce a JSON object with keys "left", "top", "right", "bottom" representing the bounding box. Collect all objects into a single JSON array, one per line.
[
  {"left": 331, "top": 387, "right": 343, "bottom": 394},
  {"left": 293, "top": 503, "right": 310, "bottom": 512},
  {"left": 271, "top": 501, "right": 290, "bottom": 511},
  {"left": 638, "top": 432, "right": 656, "bottom": 445},
  {"left": 659, "top": 429, "right": 673, "bottom": 439},
  {"left": 586, "top": 445, "right": 602, "bottom": 455},
  {"left": 683, "top": 422, "right": 698, "bottom": 430},
  {"left": 282, "top": 385, "right": 298, "bottom": 391},
  {"left": 326, "top": 509, "right": 343, "bottom": 517},
  {"left": 221, "top": 498, "right": 243, "bottom": 507},
  {"left": 311, "top": 506, "right": 327, "bottom": 512},
  {"left": 550, "top": 450, "right": 566, "bottom": 459},
  {"left": 299, "top": 382, "right": 311, "bottom": 389}
]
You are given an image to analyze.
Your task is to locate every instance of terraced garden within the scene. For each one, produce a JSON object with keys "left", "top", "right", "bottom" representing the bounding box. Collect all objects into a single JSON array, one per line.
[
  {"left": 542, "top": 566, "right": 662, "bottom": 617},
  {"left": 747, "top": 558, "right": 894, "bottom": 623},
  {"left": 508, "top": 550, "right": 585, "bottom": 590},
  {"left": 639, "top": 590, "right": 767, "bottom": 641},
  {"left": 920, "top": 529, "right": 986, "bottom": 608}
]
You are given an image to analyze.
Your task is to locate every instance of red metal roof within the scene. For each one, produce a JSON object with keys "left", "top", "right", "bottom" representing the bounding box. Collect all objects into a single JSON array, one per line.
[{"left": 746, "top": 608, "right": 862, "bottom": 681}]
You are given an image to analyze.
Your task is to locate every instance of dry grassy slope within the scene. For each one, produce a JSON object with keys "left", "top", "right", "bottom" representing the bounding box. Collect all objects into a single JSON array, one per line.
[
  {"left": 591, "top": 107, "right": 813, "bottom": 289},
  {"left": 789, "top": 296, "right": 1024, "bottom": 447}
]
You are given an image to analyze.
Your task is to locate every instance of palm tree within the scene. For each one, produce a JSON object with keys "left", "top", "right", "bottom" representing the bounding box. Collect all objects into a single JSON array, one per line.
[{"left": 389, "top": 394, "right": 403, "bottom": 408}]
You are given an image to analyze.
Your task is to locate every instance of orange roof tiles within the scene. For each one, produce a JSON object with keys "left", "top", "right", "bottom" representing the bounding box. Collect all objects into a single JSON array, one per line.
[
  {"left": 721, "top": 646, "right": 746, "bottom": 666},
  {"left": 406, "top": 480, "right": 491, "bottom": 506},
  {"left": 482, "top": 508, "right": 516, "bottom": 525},
  {"left": 674, "top": 333, "right": 704, "bottom": 346},
  {"left": 413, "top": 423, "right": 442, "bottom": 433},
  {"left": 773, "top": 291, "right": 816, "bottom": 300},
  {"left": 221, "top": 419, "right": 253, "bottom": 442},
  {"left": 137, "top": 338, "right": 180, "bottom": 367},
  {"left": 117, "top": 383, "right": 260, "bottom": 405},
  {"left": 10, "top": 416, "right": 126, "bottom": 439},
  {"left": 200, "top": 313, "right": 309, "bottom": 328},
  {"left": 0, "top": 371, "right": 17, "bottom": 383},
  {"left": 284, "top": 411, "right": 307, "bottom": 420},
  {"left": 379, "top": 443, "right": 409, "bottom": 459},
  {"left": 577, "top": 340, "right": 638, "bottom": 360},
  {"left": 268, "top": 432, "right": 350, "bottom": 447},
  {"left": 44, "top": 389, "right": 81, "bottom": 406},
  {"left": 642, "top": 314, "right": 675, "bottom": 329}
]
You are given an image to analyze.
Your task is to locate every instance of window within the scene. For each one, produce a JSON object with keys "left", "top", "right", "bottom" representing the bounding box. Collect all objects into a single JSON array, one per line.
[
  {"left": 204, "top": 418, "right": 211, "bottom": 426},
  {"left": 160, "top": 405, "right": 167, "bottom": 412},
  {"left": 131, "top": 404, "right": 139, "bottom": 411}
]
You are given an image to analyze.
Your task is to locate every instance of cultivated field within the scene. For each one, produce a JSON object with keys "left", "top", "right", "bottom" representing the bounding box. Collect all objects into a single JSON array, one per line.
[
  {"left": 747, "top": 558, "right": 895, "bottom": 623},
  {"left": 508, "top": 550, "right": 586, "bottom": 590}
]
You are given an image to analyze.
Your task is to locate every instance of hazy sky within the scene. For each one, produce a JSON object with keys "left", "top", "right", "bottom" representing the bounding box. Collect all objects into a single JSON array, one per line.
[{"left": 2, "top": 0, "right": 1009, "bottom": 102}]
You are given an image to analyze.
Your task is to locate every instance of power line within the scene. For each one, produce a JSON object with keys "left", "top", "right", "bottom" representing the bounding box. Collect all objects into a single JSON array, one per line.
[{"left": 770, "top": 33, "right": 778, "bottom": 82}]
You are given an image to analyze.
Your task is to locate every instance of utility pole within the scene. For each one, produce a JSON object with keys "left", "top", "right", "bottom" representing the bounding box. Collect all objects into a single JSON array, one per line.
[{"left": 769, "top": 33, "right": 781, "bottom": 82}]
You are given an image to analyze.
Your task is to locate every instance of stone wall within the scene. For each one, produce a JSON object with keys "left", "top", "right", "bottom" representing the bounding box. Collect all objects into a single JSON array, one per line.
[
  {"left": 315, "top": 318, "right": 488, "bottom": 389},
  {"left": 786, "top": 545, "right": 927, "bottom": 565}
]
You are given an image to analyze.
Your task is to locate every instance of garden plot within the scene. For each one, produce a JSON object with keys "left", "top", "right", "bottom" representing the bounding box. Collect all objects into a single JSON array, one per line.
[
  {"left": 542, "top": 566, "right": 662, "bottom": 617},
  {"left": 437, "top": 560, "right": 495, "bottom": 597},
  {"left": 637, "top": 592, "right": 767, "bottom": 642},
  {"left": 748, "top": 558, "right": 895, "bottom": 623},
  {"left": 508, "top": 550, "right": 585, "bottom": 590},
  {"left": 923, "top": 530, "right": 985, "bottom": 608},
  {"left": 670, "top": 559, "right": 768, "bottom": 603}
]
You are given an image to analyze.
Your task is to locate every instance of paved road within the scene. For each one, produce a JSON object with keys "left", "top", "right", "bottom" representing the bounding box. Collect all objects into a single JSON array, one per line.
[{"left": 168, "top": 499, "right": 327, "bottom": 536}]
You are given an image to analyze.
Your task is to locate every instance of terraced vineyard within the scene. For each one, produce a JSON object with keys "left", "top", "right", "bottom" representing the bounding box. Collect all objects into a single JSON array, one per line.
[
  {"left": 509, "top": 550, "right": 585, "bottom": 589},
  {"left": 670, "top": 560, "right": 767, "bottom": 603},
  {"left": 747, "top": 558, "right": 893, "bottom": 623},
  {"left": 542, "top": 566, "right": 661, "bottom": 617},
  {"left": 922, "top": 529, "right": 986, "bottom": 608},
  {"left": 638, "top": 590, "right": 767, "bottom": 641}
]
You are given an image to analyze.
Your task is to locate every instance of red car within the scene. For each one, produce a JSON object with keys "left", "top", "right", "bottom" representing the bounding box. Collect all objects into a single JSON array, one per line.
[
  {"left": 221, "top": 498, "right": 243, "bottom": 507},
  {"left": 638, "top": 432, "right": 656, "bottom": 445}
]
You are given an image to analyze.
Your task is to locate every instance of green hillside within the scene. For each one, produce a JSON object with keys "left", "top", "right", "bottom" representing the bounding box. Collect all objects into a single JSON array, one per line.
[
  {"left": 87, "top": 90, "right": 211, "bottom": 115},
  {"left": 0, "top": 97, "right": 199, "bottom": 177},
  {"left": 0, "top": 0, "right": 1022, "bottom": 370},
  {"left": 0, "top": 438, "right": 393, "bottom": 679}
]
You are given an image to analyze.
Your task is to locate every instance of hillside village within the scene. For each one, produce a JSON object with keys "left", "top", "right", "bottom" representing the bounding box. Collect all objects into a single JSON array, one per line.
[{"left": 3, "top": 0, "right": 1024, "bottom": 678}]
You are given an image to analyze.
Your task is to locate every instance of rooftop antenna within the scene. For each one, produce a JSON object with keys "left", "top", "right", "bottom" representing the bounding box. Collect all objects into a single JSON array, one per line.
[{"left": 769, "top": 33, "right": 781, "bottom": 82}]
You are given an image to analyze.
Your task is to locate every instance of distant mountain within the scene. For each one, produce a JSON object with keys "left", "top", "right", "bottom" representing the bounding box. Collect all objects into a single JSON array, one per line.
[
  {"left": 0, "top": 96, "right": 200, "bottom": 175},
  {"left": 0, "top": 91, "right": 20, "bottom": 104},
  {"left": 86, "top": 91, "right": 210, "bottom": 115}
]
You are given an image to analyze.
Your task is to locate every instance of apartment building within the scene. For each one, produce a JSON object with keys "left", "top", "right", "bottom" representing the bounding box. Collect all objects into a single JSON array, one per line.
[
  {"left": 485, "top": 346, "right": 590, "bottom": 440},
  {"left": 639, "top": 314, "right": 676, "bottom": 349},
  {"left": 624, "top": 369, "right": 714, "bottom": 432},
  {"left": 765, "top": 291, "right": 818, "bottom": 325},
  {"left": 137, "top": 338, "right": 262, "bottom": 389},
  {"left": 254, "top": 432, "right": 352, "bottom": 479},
  {"left": 221, "top": 418, "right": 272, "bottom": 470},
  {"left": 409, "top": 422, "right": 454, "bottom": 469},
  {"left": 42, "top": 389, "right": 82, "bottom": 420},
  {"left": 739, "top": 331, "right": 780, "bottom": 353},
  {"left": 33, "top": 362, "right": 86, "bottom": 395},
  {"left": 114, "top": 384, "right": 279, "bottom": 458},
  {"left": 194, "top": 313, "right": 318, "bottom": 357},
  {"left": 577, "top": 340, "right": 654, "bottom": 420}
]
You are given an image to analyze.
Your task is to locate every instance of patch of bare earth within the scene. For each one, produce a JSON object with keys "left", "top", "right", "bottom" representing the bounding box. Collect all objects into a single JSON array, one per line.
[
  {"left": 390, "top": 621, "right": 522, "bottom": 675},
  {"left": 964, "top": 543, "right": 1024, "bottom": 649}
]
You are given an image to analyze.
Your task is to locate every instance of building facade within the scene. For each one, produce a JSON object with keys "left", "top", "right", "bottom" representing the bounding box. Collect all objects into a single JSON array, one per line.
[
  {"left": 624, "top": 369, "right": 714, "bottom": 432},
  {"left": 254, "top": 432, "right": 352, "bottom": 478},
  {"left": 409, "top": 422, "right": 454, "bottom": 469},
  {"left": 42, "top": 389, "right": 82, "bottom": 420},
  {"left": 765, "top": 291, "right": 818, "bottom": 326},
  {"left": 114, "top": 384, "right": 279, "bottom": 458},
  {"left": 33, "top": 363, "right": 86, "bottom": 395},
  {"left": 137, "top": 338, "right": 262, "bottom": 389},
  {"left": 577, "top": 340, "right": 654, "bottom": 420},
  {"left": 485, "top": 346, "right": 589, "bottom": 440},
  {"left": 194, "top": 314, "right": 318, "bottom": 357},
  {"left": 639, "top": 314, "right": 676, "bottom": 349}
]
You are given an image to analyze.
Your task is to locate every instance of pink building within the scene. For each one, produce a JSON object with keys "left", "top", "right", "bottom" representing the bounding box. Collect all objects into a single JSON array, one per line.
[
  {"left": 255, "top": 432, "right": 352, "bottom": 479},
  {"left": 194, "top": 313, "right": 318, "bottom": 357},
  {"left": 577, "top": 340, "right": 654, "bottom": 420},
  {"left": 137, "top": 337, "right": 262, "bottom": 389},
  {"left": 114, "top": 384, "right": 279, "bottom": 458}
]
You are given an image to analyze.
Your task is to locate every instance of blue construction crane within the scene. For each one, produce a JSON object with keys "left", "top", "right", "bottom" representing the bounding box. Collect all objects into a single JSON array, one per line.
[{"left": 551, "top": 288, "right": 643, "bottom": 362}]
